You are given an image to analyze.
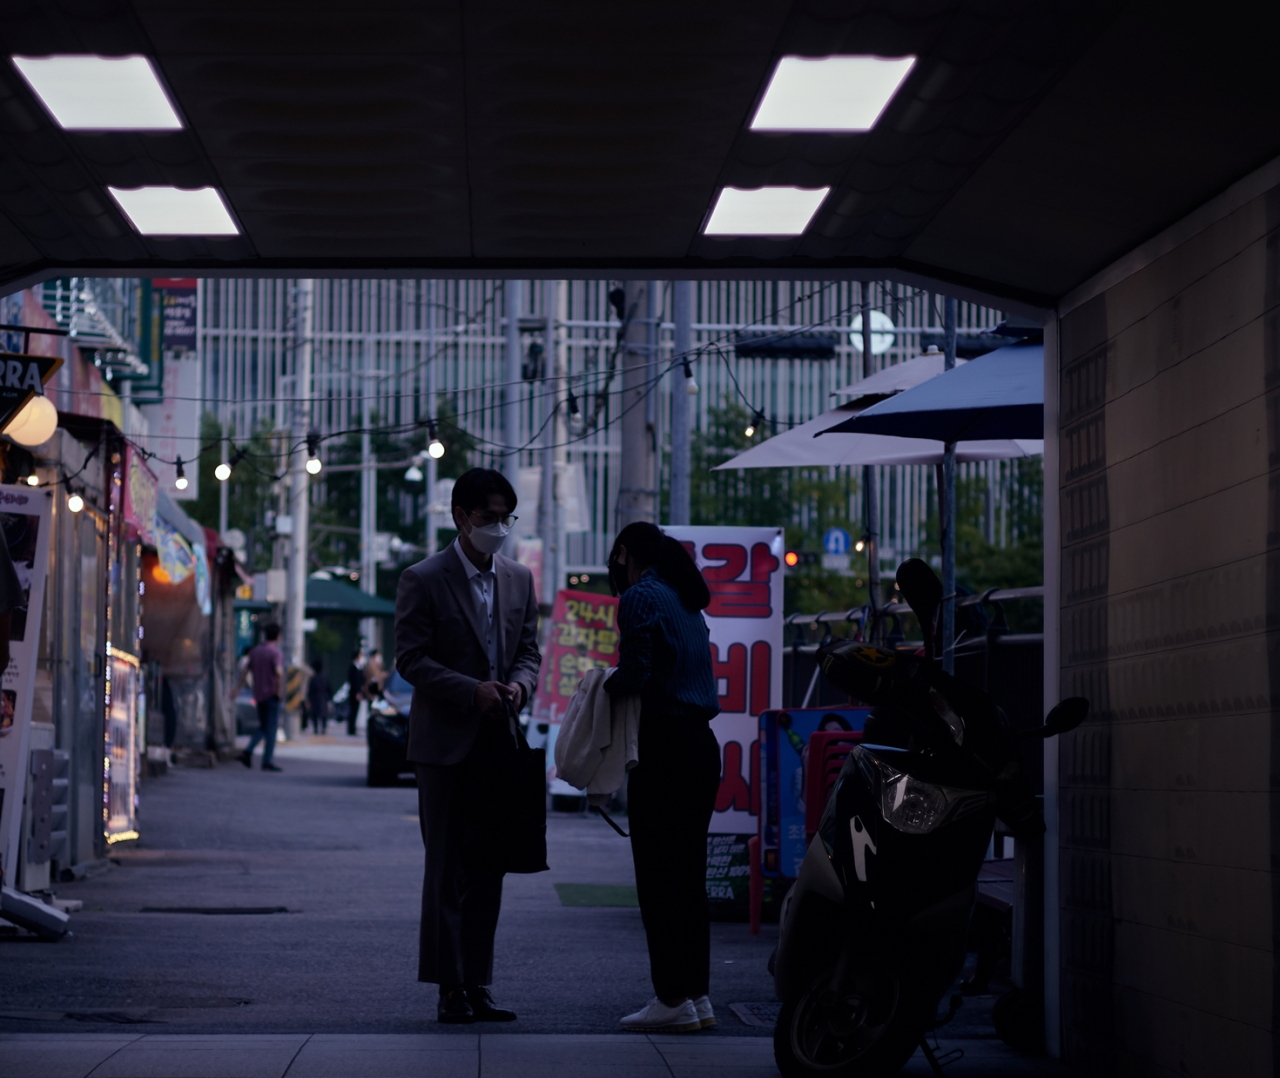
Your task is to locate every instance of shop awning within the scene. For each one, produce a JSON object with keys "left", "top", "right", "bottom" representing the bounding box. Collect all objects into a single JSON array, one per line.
[{"left": 305, "top": 578, "right": 396, "bottom": 617}]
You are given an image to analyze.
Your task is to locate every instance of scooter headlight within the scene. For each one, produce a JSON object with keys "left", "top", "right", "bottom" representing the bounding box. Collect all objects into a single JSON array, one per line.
[{"left": 856, "top": 747, "right": 989, "bottom": 836}]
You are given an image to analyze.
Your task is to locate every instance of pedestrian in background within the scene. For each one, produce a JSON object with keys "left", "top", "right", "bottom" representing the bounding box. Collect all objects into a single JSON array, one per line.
[
  {"left": 346, "top": 645, "right": 366, "bottom": 736},
  {"left": 306, "top": 658, "right": 332, "bottom": 735},
  {"left": 364, "top": 648, "right": 387, "bottom": 700},
  {"left": 394, "top": 467, "right": 541, "bottom": 1025},
  {"left": 605, "top": 522, "right": 720, "bottom": 1033},
  {"left": 234, "top": 622, "right": 286, "bottom": 772}
]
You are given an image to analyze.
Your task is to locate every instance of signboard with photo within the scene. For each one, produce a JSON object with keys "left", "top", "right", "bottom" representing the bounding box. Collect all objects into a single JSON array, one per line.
[{"left": 0, "top": 486, "right": 52, "bottom": 885}]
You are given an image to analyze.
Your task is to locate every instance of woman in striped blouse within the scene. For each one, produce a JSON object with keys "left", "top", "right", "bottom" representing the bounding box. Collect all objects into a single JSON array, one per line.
[{"left": 605, "top": 522, "right": 721, "bottom": 1034}]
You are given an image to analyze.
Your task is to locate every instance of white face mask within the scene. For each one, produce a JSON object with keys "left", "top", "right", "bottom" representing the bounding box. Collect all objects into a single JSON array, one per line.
[{"left": 464, "top": 518, "right": 510, "bottom": 555}]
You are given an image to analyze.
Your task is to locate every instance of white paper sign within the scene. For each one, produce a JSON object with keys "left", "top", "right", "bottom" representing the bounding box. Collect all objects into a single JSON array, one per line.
[
  {"left": 666, "top": 526, "right": 784, "bottom": 835},
  {"left": 0, "top": 486, "right": 52, "bottom": 885}
]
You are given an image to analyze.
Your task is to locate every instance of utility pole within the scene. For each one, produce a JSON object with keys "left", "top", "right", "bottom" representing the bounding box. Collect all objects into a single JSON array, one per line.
[
  {"left": 861, "top": 282, "right": 881, "bottom": 638},
  {"left": 616, "top": 281, "right": 656, "bottom": 530},
  {"left": 669, "top": 280, "right": 693, "bottom": 525},
  {"left": 538, "top": 281, "right": 557, "bottom": 610},
  {"left": 218, "top": 436, "right": 229, "bottom": 536},
  {"left": 424, "top": 279, "right": 438, "bottom": 556},
  {"left": 286, "top": 279, "right": 314, "bottom": 686},
  {"left": 941, "top": 296, "right": 958, "bottom": 675},
  {"left": 504, "top": 280, "right": 522, "bottom": 489},
  {"left": 360, "top": 341, "right": 376, "bottom": 650}
]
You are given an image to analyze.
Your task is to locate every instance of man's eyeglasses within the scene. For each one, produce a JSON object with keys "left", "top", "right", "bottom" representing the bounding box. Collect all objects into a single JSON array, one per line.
[{"left": 468, "top": 510, "right": 517, "bottom": 528}]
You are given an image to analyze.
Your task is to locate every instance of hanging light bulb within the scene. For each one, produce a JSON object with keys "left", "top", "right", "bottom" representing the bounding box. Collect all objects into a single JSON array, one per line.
[
  {"left": 305, "top": 430, "right": 322, "bottom": 474},
  {"left": 25, "top": 474, "right": 38, "bottom": 487},
  {"left": 744, "top": 410, "right": 764, "bottom": 439},
  {"left": 174, "top": 457, "right": 188, "bottom": 491},
  {"left": 67, "top": 492, "right": 84, "bottom": 513},
  {"left": 426, "top": 419, "right": 444, "bottom": 460},
  {"left": 216, "top": 446, "right": 246, "bottom": 482},
  {"left": 404, "top": 452, "right": 425, "bottom": 483},
  {"left": 683, "top": 361, "right": 699, "bottom": 396}
]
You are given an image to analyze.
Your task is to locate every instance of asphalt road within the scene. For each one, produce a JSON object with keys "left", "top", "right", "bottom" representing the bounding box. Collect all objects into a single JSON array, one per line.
[{"left": 1, "top": 741, "right": 781, "bottom": 1036}]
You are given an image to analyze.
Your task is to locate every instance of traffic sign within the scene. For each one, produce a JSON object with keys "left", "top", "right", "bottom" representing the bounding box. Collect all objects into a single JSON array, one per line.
[{"left": 823, "top": 527, "right": 850, "bottom": 555}]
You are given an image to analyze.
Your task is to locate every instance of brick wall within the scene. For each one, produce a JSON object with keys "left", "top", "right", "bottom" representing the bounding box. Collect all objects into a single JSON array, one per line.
[{"left": 1057, "top": 188, "right": 1280, "bottom": 1075}]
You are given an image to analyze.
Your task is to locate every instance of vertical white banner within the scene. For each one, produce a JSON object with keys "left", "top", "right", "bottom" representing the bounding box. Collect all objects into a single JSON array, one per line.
[
  {"left": 0, "top": 486, "right": 52, "bottom": 885},
  {"left": 666, "top": 526, "right": 784, "bottom": 835}
]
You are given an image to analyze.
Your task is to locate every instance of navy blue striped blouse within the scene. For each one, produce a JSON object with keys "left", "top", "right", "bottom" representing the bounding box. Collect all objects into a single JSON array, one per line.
[{"left": 603, "top": 569, "right": 720, "bottom": 720}]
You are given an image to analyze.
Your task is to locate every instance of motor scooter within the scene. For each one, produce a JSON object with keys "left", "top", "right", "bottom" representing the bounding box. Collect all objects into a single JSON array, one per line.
[{"left": 772, "top": 559, "right": 1086, "bottom": 1078}]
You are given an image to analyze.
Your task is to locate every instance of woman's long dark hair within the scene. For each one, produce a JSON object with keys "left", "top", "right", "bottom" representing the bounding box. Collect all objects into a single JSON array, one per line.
[{"left": 608, "top": 522, "right": 710, "bottom": 612}]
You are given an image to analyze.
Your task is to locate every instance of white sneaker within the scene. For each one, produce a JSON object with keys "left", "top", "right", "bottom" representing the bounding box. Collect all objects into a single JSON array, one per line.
[
  {"left": 692, "top": 995, "right": 716, "bottom": 1028},
  {"left": 620, "top": 997, "right": 701, "bottom": 1032}
]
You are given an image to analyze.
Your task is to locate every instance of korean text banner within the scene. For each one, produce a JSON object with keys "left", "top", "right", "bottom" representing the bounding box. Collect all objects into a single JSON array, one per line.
[
  {"left": 532, "top": 589, "right": 620, "bottom": 724},
  {"left": 665, "top": 526, "right": 784, "bottom": 835}
]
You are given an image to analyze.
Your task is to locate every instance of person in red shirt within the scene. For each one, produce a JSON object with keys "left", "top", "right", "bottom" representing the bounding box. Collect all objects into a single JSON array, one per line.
[{"left": 233, "top": 622, "right": 286, "bottom": 772}]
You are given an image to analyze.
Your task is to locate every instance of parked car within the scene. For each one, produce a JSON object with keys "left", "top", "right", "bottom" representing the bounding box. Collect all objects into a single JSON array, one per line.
[{"left": 367, "top": 671, "right": 414, "bottom": 787}]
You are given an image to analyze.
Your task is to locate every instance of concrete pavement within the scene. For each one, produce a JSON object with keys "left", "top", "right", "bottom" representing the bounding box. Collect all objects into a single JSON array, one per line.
[{"left": 1, "top": 735, "right": 1065, "bottom": 1075}]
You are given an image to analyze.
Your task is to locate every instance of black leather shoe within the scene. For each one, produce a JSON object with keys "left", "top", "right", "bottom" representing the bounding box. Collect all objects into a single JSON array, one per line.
[
  {"left": 466, "top": 986, "right": 517, "bottom": 1022},
  {"left": 438, "top": 987, "right": 474, "bottom": 1024},
  {"left": 237, "top": 751, "right": 252, "bottom": 768}
]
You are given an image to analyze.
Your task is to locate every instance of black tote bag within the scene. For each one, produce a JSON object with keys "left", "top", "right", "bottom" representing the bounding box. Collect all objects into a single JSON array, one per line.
[{"left": 502, "top": 701, "right": 549, "bottom": 874}]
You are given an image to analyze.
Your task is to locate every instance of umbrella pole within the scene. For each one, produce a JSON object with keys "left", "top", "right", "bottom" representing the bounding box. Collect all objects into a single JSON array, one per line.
[
  {"left": 860, "top": 283, "right": 881, "bottom": 640},
  {"left": 941, "top": 297, "right": 958, "bottom": 674}
]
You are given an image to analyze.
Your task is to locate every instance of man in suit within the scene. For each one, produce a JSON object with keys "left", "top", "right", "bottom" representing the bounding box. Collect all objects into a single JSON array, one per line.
[{"left": 395, "top": 467, "right": 541, "bottom": 1024}]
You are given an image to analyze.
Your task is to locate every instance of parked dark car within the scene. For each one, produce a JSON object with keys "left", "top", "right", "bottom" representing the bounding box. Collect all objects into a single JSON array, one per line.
[{"left": 366, "top": 671, "right": 414, "bottom": 786}]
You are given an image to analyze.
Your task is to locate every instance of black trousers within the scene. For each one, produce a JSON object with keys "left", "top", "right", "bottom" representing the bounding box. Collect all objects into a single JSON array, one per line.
[
  {"left": 628, "top": 717, "right": 721, "bottom": 1002},
  {"left": 414, "top": 712, "right": 514, "bottom": 987}
]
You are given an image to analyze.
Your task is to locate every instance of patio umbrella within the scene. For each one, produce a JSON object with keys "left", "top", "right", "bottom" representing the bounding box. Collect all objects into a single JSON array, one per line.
[
  {"left": 819, "top": 343, "right": 1043, "bottom": 442},
  {"left": 714, "top": 401, "right": 1041, "bottom": 469}
]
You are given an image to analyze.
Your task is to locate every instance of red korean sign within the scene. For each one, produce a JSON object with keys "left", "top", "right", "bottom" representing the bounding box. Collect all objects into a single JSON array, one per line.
[
  {"left": 667, "top": 527, "right": 784, "bottom": 836},
  {"left": 532, "top": 589, "right": 620, "bottom": 724}
]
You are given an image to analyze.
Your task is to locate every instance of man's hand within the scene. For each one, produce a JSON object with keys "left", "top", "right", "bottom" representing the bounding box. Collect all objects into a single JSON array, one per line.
[
  {"left": 473, "top": 680, "right": 508, "bottom": 715},
  {"left": 501, "top": 682, "right": 526, "bottom": 711}
]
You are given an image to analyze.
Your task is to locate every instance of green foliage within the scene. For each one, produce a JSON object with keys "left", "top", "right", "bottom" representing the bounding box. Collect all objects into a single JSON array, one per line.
[
  {"left": 189, "top": 400, "right": 475, "bottom": 599},
  {"left": 188, "top": 413, "right": 285, "bottom": 573},
  {"left": 667, "top": 398, "right": 868, "bottom": 616},
  {"left": 920, "top": 457, "right": 1044, "bottom": 630}
]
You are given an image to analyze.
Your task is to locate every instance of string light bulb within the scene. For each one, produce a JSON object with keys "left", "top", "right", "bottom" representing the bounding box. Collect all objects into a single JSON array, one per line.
[
  {"left": 683, "top": 360, "right": 699, "bottom": 396},
  {"left": 305, "top": 430, "right": 322, "bottom": 474},
  {"left": 25, "top": 474, "right": 37, "bottom": 487},
  {"left": 174, "top": 457, "right": 188, "bottom": 491},
  {"left": 67, "top": 492, "right": 84, "bottom": 513},
  {"left": 214, "top": 462, "right": 231, "bottom": 482},
  {"left": 426, "top": 419, "right": 444, "bottom": 460},
  {"left": 744, "top": 410, "right": 765, "bottom": 439}
]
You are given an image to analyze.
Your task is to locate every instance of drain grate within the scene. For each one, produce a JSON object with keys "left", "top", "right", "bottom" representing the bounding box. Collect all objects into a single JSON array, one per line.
[
  {"left": 729, "top": 1001, "right": 782, "bottom": 1028},
  {"left": 140, "top": 906, "right": 290, "bottom": 915}
]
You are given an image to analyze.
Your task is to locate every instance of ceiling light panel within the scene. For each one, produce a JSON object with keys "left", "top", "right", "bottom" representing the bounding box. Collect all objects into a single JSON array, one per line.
[
  {"left": 108, "top": 187, "right": 239, "bottom": 236},
  {"left": 12, "top": 55, "right": 182, "bottom": 130},
  {"left": 703, "top": 186, "right": 830, "bottom": 236},
  {"left": 750, "top": 55, "right": 917, "bottom": 132}
]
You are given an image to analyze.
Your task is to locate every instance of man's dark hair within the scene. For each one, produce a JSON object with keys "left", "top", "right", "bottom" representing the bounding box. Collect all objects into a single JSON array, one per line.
[
  {"left": 263, "top": 622, "right": 281, "bottom": 641},
  {"left": 451, "top": 467, "right": 517, "bottom": 515}
]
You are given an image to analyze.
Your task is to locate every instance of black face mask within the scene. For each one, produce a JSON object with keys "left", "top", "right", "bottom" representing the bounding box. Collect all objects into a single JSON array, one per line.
[{"left": 608, "top": 560, "right": 629, "bottom": 597}]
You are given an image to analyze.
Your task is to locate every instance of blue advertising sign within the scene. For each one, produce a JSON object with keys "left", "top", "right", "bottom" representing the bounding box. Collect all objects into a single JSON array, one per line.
[{"left": 759, "top": 705, "right": 870, "bottom": 879}]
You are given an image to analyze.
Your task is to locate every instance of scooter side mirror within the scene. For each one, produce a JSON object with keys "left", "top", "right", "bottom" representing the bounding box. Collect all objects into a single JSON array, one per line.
[
  {"left": 1041, "top": 697, "right": 1089, "bottom": 738},
  {"left": 895, "top": 559, "right": 942, "bottom": 660}
]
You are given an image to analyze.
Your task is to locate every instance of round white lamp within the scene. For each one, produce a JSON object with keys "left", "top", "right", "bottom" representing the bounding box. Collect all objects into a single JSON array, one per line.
[{"left": 5, "top": 395, "right": 57, "bottom": 448}]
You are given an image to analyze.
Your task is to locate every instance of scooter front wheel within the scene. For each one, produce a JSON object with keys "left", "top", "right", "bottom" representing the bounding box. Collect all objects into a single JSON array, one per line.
[{"left": 774, "top": 971, "right": 924, "bottom": 1078}]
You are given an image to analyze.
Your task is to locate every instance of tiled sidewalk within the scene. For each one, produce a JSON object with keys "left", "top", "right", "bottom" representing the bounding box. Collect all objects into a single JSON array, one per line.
[
  {"left": 3, "top": 1031, "right": 1064, "bottom": 1078},
  {"left": 3, "top": 1033, "right": 773, "bottom": 1078}
]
